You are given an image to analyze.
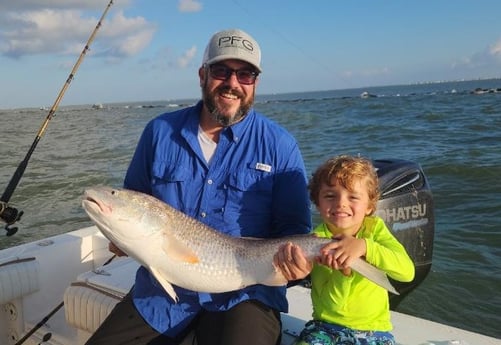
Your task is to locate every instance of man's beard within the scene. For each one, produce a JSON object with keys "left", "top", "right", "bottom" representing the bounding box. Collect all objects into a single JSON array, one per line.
[{"left": 202, "top": 84, "right": 254, "bottom": 127}]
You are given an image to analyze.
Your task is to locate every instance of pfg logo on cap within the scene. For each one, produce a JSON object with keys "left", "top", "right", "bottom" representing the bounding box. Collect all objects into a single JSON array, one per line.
[{"left": 217, "top": 35, "right": 255, "bottom": 52}]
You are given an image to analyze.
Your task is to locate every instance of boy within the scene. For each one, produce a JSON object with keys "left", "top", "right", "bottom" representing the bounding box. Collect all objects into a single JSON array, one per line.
[{"left": 296, "top": 155, "right": 415, "bottom": 345}]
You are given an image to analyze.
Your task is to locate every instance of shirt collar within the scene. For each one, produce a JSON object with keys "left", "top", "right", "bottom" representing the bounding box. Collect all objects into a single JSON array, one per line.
[{"left": 225, "top": 107, "right": 255, "bottom": 143}]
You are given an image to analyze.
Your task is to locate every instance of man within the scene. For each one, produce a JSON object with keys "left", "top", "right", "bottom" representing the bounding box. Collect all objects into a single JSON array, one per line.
[{"left": 85, "top": 28, "right": 312, "bottom": 345}]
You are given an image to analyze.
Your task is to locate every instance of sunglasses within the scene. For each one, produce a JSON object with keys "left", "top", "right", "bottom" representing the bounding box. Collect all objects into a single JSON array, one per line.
[{"left": 208, "top": 64, "right": 259, "bottom": 85}]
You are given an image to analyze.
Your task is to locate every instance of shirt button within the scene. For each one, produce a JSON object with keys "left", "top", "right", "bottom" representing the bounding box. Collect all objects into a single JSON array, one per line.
[
  {"left": 201, "top": 212, "right": 207, "bottom": 218},
  {"left": 207, "top": 179, "right": 213, "bottom": 185}
]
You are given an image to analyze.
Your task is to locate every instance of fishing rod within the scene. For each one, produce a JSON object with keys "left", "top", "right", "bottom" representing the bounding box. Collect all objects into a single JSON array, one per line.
[{"left": 0, "top": 0, "right": 114, "bottom": 236}]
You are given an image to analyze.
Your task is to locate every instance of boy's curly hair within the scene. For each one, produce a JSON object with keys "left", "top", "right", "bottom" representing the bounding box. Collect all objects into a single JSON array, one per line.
[{"left": 308, "top": 155, "right": 380, "bottom": 215}]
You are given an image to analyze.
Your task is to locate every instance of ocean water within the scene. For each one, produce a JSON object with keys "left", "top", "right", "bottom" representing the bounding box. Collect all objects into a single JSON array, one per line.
[{"left": 1, "top": 79, "right": 500, "bottom": 339}]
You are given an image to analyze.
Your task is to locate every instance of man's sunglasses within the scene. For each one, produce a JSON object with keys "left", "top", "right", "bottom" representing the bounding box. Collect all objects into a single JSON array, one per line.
[{"left": 208, "top": 64, "right": 259, "bottom": 85}]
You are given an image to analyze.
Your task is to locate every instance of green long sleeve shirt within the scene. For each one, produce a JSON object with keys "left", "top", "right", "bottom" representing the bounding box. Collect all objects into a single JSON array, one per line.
[{"left": 310, "top": 216, "right": 415, "bottom": 331}]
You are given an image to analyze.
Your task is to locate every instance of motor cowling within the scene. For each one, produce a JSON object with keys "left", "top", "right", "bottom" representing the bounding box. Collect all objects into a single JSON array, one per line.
[{"left": 373, "top": 159, "right": 435, "bottom": 309}]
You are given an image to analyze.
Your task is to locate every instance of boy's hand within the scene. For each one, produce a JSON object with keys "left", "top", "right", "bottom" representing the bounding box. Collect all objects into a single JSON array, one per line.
[{"left": 318, "top": 234, "right": 366, "bottom": 274}]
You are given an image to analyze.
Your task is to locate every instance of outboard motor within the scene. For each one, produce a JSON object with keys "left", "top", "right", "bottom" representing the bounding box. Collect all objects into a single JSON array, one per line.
[{"left": 373, "top": 159, "right": 434, "bottom": 309}]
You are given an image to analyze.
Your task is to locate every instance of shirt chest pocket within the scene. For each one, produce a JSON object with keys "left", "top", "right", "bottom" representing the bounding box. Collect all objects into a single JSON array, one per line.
[
  {"left": 151, "top": 161, "right": 191, "bottom": 209},
  {"left": 225, "top": 169, "right": 273, "bottom": 216},
  {"left": 228, "top": 171, "right": 272, "bottom": 191},
  {"left": 152, "top": 161, "right": 190, "bottom": 183}
]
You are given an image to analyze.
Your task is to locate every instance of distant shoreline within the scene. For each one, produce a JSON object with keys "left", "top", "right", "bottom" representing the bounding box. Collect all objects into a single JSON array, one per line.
[{"left": 2, "top": 77, "right": 500, "bottom": 111}]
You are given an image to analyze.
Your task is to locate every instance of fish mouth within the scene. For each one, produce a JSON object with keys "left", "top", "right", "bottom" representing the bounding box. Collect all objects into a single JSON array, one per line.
[
  {"left": 83, "top": 190, "right": 98, "bottom": 205},
  {"left": 82, "top": 190, "right": 110, "bottom": 214}
]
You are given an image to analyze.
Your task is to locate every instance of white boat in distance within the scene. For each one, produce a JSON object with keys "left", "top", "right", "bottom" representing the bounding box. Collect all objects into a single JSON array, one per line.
[{"left": 0, "top": 159, "right": 499, "bottom": 345}]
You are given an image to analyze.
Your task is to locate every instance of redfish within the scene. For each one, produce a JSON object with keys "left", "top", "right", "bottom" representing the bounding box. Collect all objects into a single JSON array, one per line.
[{"left": 82, "top": 186, "right": 398, "bottom": 302}]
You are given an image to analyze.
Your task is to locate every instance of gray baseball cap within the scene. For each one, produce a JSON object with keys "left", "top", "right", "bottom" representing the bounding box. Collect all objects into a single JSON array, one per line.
[{"left": 202, "top": 29, "right": 262, "bottom": 72}]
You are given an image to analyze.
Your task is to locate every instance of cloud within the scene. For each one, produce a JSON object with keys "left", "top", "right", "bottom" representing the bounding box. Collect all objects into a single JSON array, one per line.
[
  {"left": 178, "top": 0, "right": 202, "bottom": 12},
  {"left": 98, "top": 10, "right": 156, "bottom": 58},
  {"left": 177, "top": 45, "right": 197, "bottom": 68},
  {"left": 452, "top": 37, "right": 501, "bottom": 70},
  {"left": 141, "top": 44, "right": 198, "bottom": 72},
  {"left": 0, "top": 2, "right": 154, "bottom": 60},
  {"left": 0, "top": 9, "right": 102, "bottom": 58},
  {"left": 488, "top": 38, "right": 501, "bottom": 58},
  {"left": 0, "top": 0, "right": 114, "bottom": 11}
]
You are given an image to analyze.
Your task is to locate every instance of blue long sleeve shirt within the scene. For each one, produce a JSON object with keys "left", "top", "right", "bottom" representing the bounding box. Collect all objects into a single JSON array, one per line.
[{"left": 124, "top": 101, "right": 311, "bottom": 336}]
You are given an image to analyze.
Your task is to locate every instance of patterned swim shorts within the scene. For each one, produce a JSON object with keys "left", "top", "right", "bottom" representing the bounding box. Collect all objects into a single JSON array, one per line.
[{"left": 294, "top": 320, "right": 395, "bottom": 345}]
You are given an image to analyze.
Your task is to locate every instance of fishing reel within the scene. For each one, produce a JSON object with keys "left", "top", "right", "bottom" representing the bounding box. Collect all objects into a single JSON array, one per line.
[{"left": 0, "top": 201, "right": 23, "bottom": 236}]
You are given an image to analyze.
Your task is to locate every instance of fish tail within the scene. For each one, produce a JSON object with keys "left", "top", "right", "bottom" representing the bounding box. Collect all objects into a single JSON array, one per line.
[{"left": 351, "top": 259, "right": 399, "bottom": 295}]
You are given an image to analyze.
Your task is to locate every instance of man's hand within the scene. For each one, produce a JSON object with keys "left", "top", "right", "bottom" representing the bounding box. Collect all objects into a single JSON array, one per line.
[
  {"left": 108, "top": 241, "right": 128, "bottom": 257},
  {"left": 273, "top": 242, "right": 312, "bottom": 281}
]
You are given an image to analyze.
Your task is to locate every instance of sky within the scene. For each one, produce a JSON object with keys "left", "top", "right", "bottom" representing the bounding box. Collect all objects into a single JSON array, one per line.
[{"left": 1, "top": 0, "right": 501, "bottom": 109}]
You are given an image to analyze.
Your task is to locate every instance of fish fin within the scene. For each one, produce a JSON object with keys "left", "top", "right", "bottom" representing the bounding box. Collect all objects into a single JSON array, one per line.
[
  {"left": 350, "top": 259, "right": 400, "bottom": 295},
  {"left": 241, "top": 236, "right": 264, "bottom": 240},
  {"left": 261, "top": 263, "right": 288, "bottom": 286},
  {"left": 149, "top": 266, "right": 179, "bottom": 302},
  {"left": 162, "top": 235, "right": 200, "bottom": 264}
]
